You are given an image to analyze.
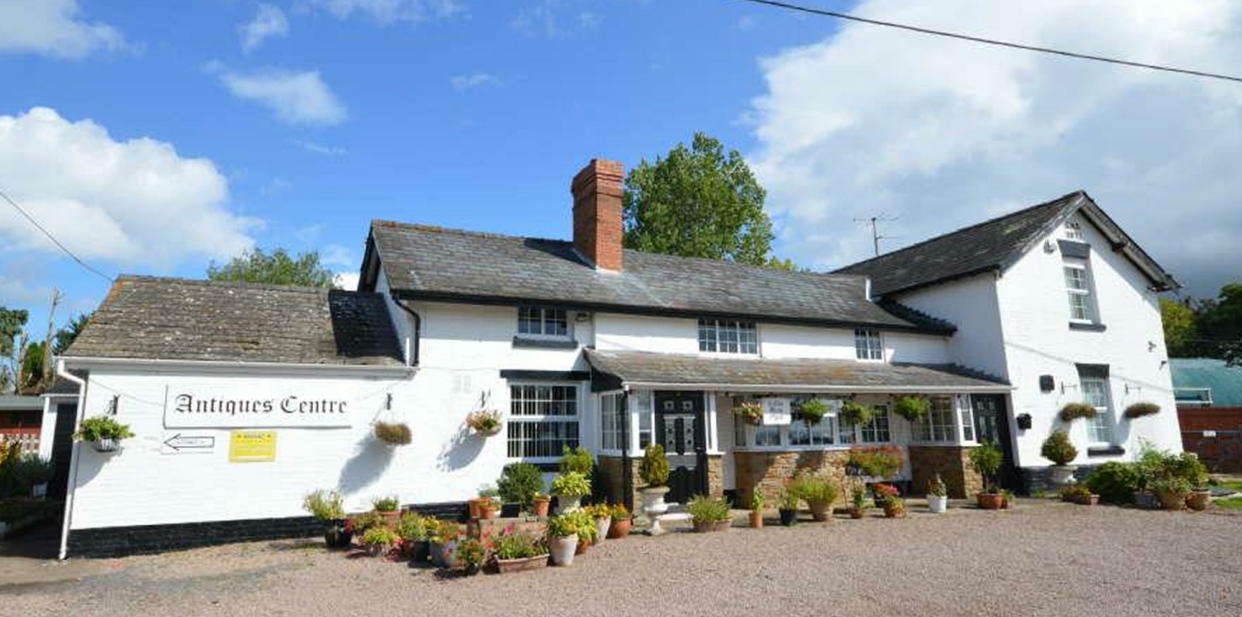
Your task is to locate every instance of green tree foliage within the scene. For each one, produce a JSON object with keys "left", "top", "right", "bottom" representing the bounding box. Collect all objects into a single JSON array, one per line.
[
  {"left": 208, "top": 248, "right": 338, "bottom": 288},
  {"left": 18, "top": 342, "right": 45, "bottom": 394},
  {"left": 1160, "top": 298, "right": 1197, "bottom": 358},
  {"left": 52, "top": 313, "right": 92, "bottom": 356},
  {"left": 1161, "top": 283, "right": 1242, "bottom": 363},
  {"left": 0, "top": 308, "right": 29, "bottom": 394},
  {"left": 623, "top": 132, "right": 795, "bottom": 268}
]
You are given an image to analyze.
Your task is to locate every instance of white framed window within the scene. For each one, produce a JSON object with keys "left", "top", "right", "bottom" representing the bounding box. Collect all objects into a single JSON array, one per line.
[
  {"left": 517, "top": 307, "right": 570, "bottom": 339},
  {"left": 1065, "top": 221, "right": 1084, "bottom": 241},
  {"left": 698, "top": 319, "right": 757, "bottom": 354},
  {"left": 1063, "top": 261, "right": 1098, "bottom": 323},
  {"left": 599, "top": 392, "right": 624, "bottom": 451},
  {"left": 854, "top": 329, "right": 883, "bottom": 361},
  {"left": 1081, "top": 378, "right": 1114, "bottom": 444},
  {"left": 507, "top": 383, "right": 580, "bottom": 459},
  {"left": 914, "top": 396, "right": 956, "bottom": 442},
  {"left": 858, "top": 405, "right": 891, "bottom": 443},
  {"left": 959, "top": 397, "right": 976, "bottom": 442},
  {"left": 634, "top": 390, "right": 653, "bottom": 449},
  {"left": 788, "top": 398, "right": 837, "bottom": 446}
]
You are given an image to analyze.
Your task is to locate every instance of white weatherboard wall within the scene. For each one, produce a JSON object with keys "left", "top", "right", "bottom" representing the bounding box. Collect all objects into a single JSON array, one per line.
[{"left": 996, "top": 212, "right": 1180, "bottom": 468}]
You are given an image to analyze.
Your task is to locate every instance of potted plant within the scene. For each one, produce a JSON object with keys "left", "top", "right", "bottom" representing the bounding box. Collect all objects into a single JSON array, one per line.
[
  {"left": 1040, "top": 430, "right": 1078, "bottom": 485},
  {"left": 1059, "top": 402, "right": 1097, "bottom": 422},
  {"left": 427, "top": 519, "right": 462, "bottom": 568},
  {"left": 477, "top": 485, "right": 501, "bottom": 519},
  {"left": 969, "top": 441, "right": 1004, "bottom": 510},
  {"left": 749, "top": 488, "right": 765, "bottom": 529},
  {"left": 849, "top": 485, "right": 868, "bottom": 519},
  {"left": 465, "top": 409, "right": 502, "bottom": 437},
  {"left": 361, "top": 526, "right": 399, "bottom": 557},
  {"left": 1172, "top": 452, "right": 1210, "bottom": 511},
  {"left": 302, "top": 489, "right": 351, "bottom": 549},
  {"left": 638, "top": 444, "right": 671, "bottom": 516},
  {"left": 1123, "top": 402, "right": 1161, "bottom": 420},
  {"left": 497, "top": 462, "right": 546, "bottom": 516},
  {"left": 547, "top": 513, "right": 581, "bottom": 566},
  {"left": 893, "top": 396, "right": 930, "bottom": 422},
  {"left": 687, "top": 495, "right": 732, "bottom": 532},
  {"left": 777, "top": 486, "right": 800, "bottom": 526},
  {"left": 372, "top": 495, "right": 401, "bottom": 528},
  {"left": 559, "top": 446, "right": 594, "bottom": 475},
  {"left": 1060, "top": 484, "right": 1098, "bottom": 505},
  {"left": 396, "top": 511, "right": 429, "bottom": 561},
  {"left": 799, "top": 399, "right": 828, "bottom": 425},
  {"left": 569, "top": 509, "right": 599, "bottom": 554},
  {"left": 926, "top": 474, "right": 948, "bottom": 513},
  {"left": 1152, "top": 476, "right": 1190, "bottom": 510},
  {"left": 585, "top": 504, "right": 612, "bottom": 542},
  {"left": 457, "top": 537, "right": 487, "bottom": 575},
  {"left": 734, "top": 401, "right": 764, "bottom": 426},
  {"left": 493, "top": 529, "right": 549, "bottom": 573},
  {"left": 789, "top": 473, "right": 837, "bottom": 522},
  {"left": 531, "top": 493, "right": 551, "bottom": 518},
  {"left": 607, "top": 503, "right": 633, "bottom": 538},
  {"left": 874, "top": 483, "right": 904, "bottom": 518},
  {"left": 550, "top": 471, "right": 590, "bottom": 513},
  {"left": 372, "top": 421, "right": 411, "bottom": 446},
  {"left": 72, "top": 416, "right": 135, "bottom": 453},
  {"left": 838, "top": 401, "right": 874, "bottom": 427}
]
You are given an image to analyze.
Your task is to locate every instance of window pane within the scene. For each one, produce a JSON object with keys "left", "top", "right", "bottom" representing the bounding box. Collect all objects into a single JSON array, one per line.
[{"left": 754, "top": 425, "right": 781, "bottom": 446}]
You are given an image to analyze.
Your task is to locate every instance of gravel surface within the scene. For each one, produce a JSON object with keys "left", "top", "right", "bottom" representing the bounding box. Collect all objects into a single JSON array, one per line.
[{"left": 4, "top": 501, "right": 1242, "bottom": 617}]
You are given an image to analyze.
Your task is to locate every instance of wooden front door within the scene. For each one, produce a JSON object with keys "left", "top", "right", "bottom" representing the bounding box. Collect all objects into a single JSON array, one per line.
[
  {"left": 971, "top": 394, "right": 1016, "bottom": 489},
  {"left": 655, "top": 391, "right": 707, "bottom": 504}
]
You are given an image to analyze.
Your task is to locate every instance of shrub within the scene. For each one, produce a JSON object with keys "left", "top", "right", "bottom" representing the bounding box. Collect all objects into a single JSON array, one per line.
[
  {"left": 372, "top": 495, "right": 400, "bottom": 512},
  {"left": 361, "top": 526, "right": 399, "bottom": 547},
  {"left": 493, "top": 530, "right": 547, "bottom": 559},
  {"left": 72, "top": 416, "right": 134, "bottom": 442},
  {"left": 547, "top": 512, "right": 586, "bottom": 538},
  {"left": 846, "top": 447, "right": 902, "bottom": 478},
  {"left": 850, "top": 485, "right": 868, "bottom": 509},
  {"left": 0, "top": 452, "right": 53, "bottom": 499},
  {"left": 1085, "top": 462, "right": 1141, "bottom": 504},
  {"left": 1059, "top": 403, "right": 1097, "bottom": 422},
  {"left": 777, "top": 486, "right": 802, "bottom": 510},
  {"left": 892, "top": 396, "right": 930, "bottom": 422},
  {"left": 351, "top": 511, "right": 387, "bottom": 534},
  {"left": 373, "top": 421, "right": 411, "bottom": 445},
  {"left": 638, "top": 444, "right": 670, "bottom": 488},
  {"left": 788, "top": 473, "right": 837, "bottom": 506},
  {"left": 749, "top": 487, "right": 766, "bottom": 512},
  {"left": 1124, "top": 402, "right": 1161, "bottom": 419},
  {"left": 838, "top": 401, "right": 874, "bottom": 426},
  {"left": 559, "top": 446, "right": 594, "bottom": 475},
  {"left": 687, "top": 495, "right": 731, "bottom": 524},
  {"left": 550, "top": 471, "right": 591, "bottom": 497},
  {"left": 302, "top": 489, "right": 346, "bottom": 521},
  {"left": 1040, "top": 430, "right": 1078, "bottom": 466},
  {"left": 497, "top": 462, "right": 545, "bottom": 507},
  {"left": 799, "top": 399, "right": 828, "bottom": 425},
  {"left": 564, "top": 509, "right": 597, "bottom": 543},
  {"left": 457, "top": 538, "right": 487, "bottom": 572},
  {"left": 927, "top": 474, "right": 947, "bottom": 497},
  {"left": 1162, "top": 451, "right": 1208, "bottom": 488},
  {"left": 396, "top": 512, "right": 427, "bottom": 541},
  {"left": 968, "top": 442, "right": 1003, "bottom": 490},
  {"left": 1060, "top": 484, "right": 1091, "bottom": 501},
  {"left": 1151, "top": 476, "right": 1192, "bottom": 495}
]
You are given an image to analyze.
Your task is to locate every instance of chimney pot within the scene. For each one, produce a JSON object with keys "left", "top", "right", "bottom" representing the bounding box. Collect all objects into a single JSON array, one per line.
[{"left": 571, "top": 158, "right": 625, "bottom": 271}]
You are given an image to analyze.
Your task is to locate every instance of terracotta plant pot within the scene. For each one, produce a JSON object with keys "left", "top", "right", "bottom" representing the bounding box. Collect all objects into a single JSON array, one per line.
[
  {"left": 976, "top": 492, "right": 1004, "bottom": 510},
  {"left": 883, "top": 504, "right": 904, "bottom": 518},
  {"left": 849, "top": 507, "right": 864, "bottom": 519},
  {"left": 809, "top": 502, "right": 832, "bottom": 522},
  {"left": 532, "top": 498, "right": 551, "bottom": 518},
  {"left": 778, "top": 508, "right": 798, "bottom": 526},
  {"left": 692, "top": 519, "right": 731, "bottom": 533},
  {"left": 1073, "top": 493, "right": 1100, "bottom": 506},
  {"left": 574, "top": 537, "right": 591, "bottom": 555},
  {"left": 608, "top": 517, "right": 632, "bottom": 538},
  {"left": 496, "top": 554, "right": 550, "bottom": 574},
  {"left": 478, "top": 502, "right": 498, "bottom": 520},
  {"left": 467, "top": 498, "right": 485, "bottom": 520},
  {"left": 1156, "top": 490, "right": 1188, "bottom": 511},
  {"left": 379, "top": 510, "right": 401, "bottom": 529},
  {"left": 749, "top": 510, "right": 764, "bottom": 529},
  {"left": 1186, "top": 490, "right": 1211, "bottom": 511}
]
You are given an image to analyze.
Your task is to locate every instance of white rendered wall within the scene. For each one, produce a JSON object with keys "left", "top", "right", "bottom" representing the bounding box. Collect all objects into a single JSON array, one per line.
[
  {"left": 996, "top": 212, "right": 1181, "bottom": 468},
  {"left": 894, "top": 273, "right": 1008, "bottom": 379}
]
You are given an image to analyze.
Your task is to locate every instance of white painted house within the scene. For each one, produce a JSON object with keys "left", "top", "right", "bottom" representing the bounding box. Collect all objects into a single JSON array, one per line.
[{"left": 53, "top": 160, "right": 1181, "bottom": 557}]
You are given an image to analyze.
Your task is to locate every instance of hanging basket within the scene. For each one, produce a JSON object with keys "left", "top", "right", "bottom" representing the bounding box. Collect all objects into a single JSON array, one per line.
[
  {"left": 466, "top": 410, "right": 503, "bottom": 437},
  {"left": 892, "top": 396, "right": 930, "bottom": 422},
  {"left": 734, "top": 402, "right": 764, "bottom": 426},
  {"left": 839, "top": 402, "right": 874, "bottom": 427},
  {"left": 800, "top": 399, "right": 827, "bottom": 425},
  {"left": 1124, "top": 402, "right": 1161, "bottom": 419},
  {"left": 1059, "top": 403, "right": 1097, "bottom": 422},
  {"left": 89, "top": 438, "right": 122, "bottom": 453},
  {"left": 374, "top": 421, "right": 412, "bottom": 446}
]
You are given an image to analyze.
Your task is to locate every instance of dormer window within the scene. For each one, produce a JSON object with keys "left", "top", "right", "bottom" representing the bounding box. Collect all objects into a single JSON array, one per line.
[
  {"left": 854, "top": 329, "right": 883, "bottom": 361},
  {"left": 698, "top": 319, "right": 757, "bottom": 354},
  {"left": 1065, "top": 221, "right": 1084, "bottom": 241},
  {"left": 518, "top": 307, "right": 569, "bottom": 338}
]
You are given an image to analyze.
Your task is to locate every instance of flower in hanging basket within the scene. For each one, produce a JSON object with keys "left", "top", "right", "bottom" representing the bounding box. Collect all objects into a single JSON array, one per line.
[
  {"left": 1059, "top": 402, "right": 1097, "bottom": 422},
  {"left": 733, "top": 401, "right": 764, "bottom": 426},
  {"left": 1124, "top": 402, "right": 1161, "bottom": 419},
  {"left": 838, "top": 401, "right": 874, "bottom": 427},
  {"left": 892, "top": 396, "right": 930, "bottom": 422},
  {"left": 374, "top": 421, "right": 412, "bottom": 446},
  {"left": 799, "top": 399, "right": 828, "bottom": 425},
  {"left": 72, "top": 416, "right": 135, "bottom": 453},
  {"left": 466, "top": 409, "right": 503, "bottom": 436}
]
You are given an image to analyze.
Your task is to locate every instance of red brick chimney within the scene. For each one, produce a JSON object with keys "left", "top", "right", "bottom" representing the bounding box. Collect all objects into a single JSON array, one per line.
[{"left": 571, "top": 158, "right": 625, "bottom": 271}]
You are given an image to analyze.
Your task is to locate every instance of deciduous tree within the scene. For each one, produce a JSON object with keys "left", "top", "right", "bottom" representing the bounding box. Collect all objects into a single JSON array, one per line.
[{"left": 208, "top": 248, "right": 338, "bottom": 288}]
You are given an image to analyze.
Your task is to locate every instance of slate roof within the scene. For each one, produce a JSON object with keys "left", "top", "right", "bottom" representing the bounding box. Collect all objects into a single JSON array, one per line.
[
  {"left": 584, "top": 349, "right": 1009, "bottom": 392},
  {"left": 835, "top": 191, "right": 1178, "bottom": 296},
  {"left": 1171, "top": 358, "right": 1242, "bottom": 407},
  {"left": 366, "top": 221, "right": 948, "bottom": 333},
  {"left": 66, "top": 276, "right": 405, "bottom": 366}
]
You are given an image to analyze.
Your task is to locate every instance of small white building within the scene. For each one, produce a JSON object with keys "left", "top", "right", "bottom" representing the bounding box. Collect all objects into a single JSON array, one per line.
[{"left": 54, "top": 160, "right": 1182, "bottom": 557}]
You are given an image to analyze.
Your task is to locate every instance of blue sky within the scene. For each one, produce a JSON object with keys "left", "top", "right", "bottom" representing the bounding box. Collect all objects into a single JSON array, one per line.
[{"left": 3, "top": 0, "right": 1242, "bottom": 338}]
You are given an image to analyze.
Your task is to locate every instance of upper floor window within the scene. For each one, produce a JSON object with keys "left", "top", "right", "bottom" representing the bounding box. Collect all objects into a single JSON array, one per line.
[
  {"left": 1080, "top": 376, "right": 1114, "bottom": 444},
  {"left": 518, "top": 307, "right": 569, "bottom": 338},
  {"left": 1064, "top": 221, "right": 1084, "bottom": 241},
  {"left": 698, "top": 319, "right": 757, "bottom": 354},
  {"left": 1063, "top": 261, "right": 1098, "bottom": 323},
  {"left": 854, "top": 329, "right": 883, "bottom": 361}
]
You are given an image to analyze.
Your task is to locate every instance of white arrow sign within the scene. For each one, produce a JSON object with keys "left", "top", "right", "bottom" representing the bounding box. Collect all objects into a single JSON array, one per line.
[{"left": 161, "top": 432, "right": 216, "bottom": 455}]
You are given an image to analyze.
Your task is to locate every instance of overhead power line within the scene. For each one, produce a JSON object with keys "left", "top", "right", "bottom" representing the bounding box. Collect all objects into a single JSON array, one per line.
[
  {"left": 735, "top": 0, "right": 1242, "bottom": 84},
  {"left": 0, "top": 187, "right": 116, "bottom": 284}
]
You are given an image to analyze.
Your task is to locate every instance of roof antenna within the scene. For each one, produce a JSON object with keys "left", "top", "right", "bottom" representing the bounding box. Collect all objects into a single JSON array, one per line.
[{"left": 854, "top": 214, "right": 899, "bottom": 256}]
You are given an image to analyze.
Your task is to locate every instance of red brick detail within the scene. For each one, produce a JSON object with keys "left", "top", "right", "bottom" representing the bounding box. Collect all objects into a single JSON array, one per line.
[
  {"left": 1178, "top": 406, "right": 1242, "bottom": 473},
  {"left": 571, "top": 159, "right": 625, "bottom": 271}
]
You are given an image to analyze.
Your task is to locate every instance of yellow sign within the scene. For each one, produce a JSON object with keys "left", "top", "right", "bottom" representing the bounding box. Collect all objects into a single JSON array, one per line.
[{"left": 229, "top": 430, "right": 276, "bottom": 463}]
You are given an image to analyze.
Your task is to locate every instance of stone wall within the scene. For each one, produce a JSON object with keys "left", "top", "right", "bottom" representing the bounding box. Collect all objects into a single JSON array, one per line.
[
  {"left": 597, "top": 456, "right": 642, "bottom": 509},
  {"left": 706, "top": 455, "right": 724, "bottom": 499},
  {"left": 908, "top": 445, "right": 982, "bottom": 498},
  {"left": 734, "top": 450, "right": 852, "bottom": 506}
]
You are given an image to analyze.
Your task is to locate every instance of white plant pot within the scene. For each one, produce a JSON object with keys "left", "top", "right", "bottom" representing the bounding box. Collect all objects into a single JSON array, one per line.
[
  {"left": 549, "top": 535, "right": 578, "bottom": 566},
  {"left": 90, "top": 438, "right": 120, "bottom": 453},
  {"left": 1050, "top": 465, "right": 1078, "bottom": 486},
  {"left": 928, "top": 495, "right": 948, "bottom": 513},
  {"left": 556, "top": 494, "right": 582, "bottom": 514},
  {"left": 594, "top": 516, "right": 611, "bottom": 542},
  {"left": 641, "top": 487, "right": 670, "bottom": 516}
]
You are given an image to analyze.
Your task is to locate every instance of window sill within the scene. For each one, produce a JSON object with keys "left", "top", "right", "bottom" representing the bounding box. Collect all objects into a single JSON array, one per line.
[
  {"left": 1068, "top": 322, "right": 1107, "bottom": 332},
  {"left": 512, "top": 336, "right": 578, "bottom": 349},
  {"left": 1087, "top": 445, "right": 1126, "bottom": 457}
]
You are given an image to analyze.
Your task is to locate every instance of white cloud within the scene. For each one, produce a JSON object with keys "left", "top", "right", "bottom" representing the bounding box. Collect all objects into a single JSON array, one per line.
[
  {"left": 450, "top": 73, "right": 497, "bottom": 90},
  {"left": 209, "top": 64, "right": 348, "bottom": 126},
  {"left": 0, "top": 107, "right": 256, "bottom": 269},
  {"left": 748, "top": 0, "right": 1242, "bottom": 296},
  {"left": 291, "top": 139, "right": 347, "bottom": 155},
  {"left": 0, "top": 0, "right": 126, "bottom": 59},
  {"left": 334, "top": 272, "right": 360, "bottom": 291},
  {"left": 311, "top": 0, "right": 464, "bottom": 24},
  {"left": 511, "top": 0, "right": 601, "bottom": 38},
  {"left": 239, "top": 4, "right": 289, "bottom": 53}
]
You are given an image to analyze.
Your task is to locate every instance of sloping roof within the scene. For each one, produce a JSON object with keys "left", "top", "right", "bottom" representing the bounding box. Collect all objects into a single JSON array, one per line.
[
  {"left": 584, "top": 349, "right": 1009, "bottom": 392},
  {"left": 835, "top": 191, "right": 1178, "bottom": 296},
  {"left": 0, "top": 395, "right": 43, "bottom": 411},
  {"left": 44, "top": 370, "right": 86, "bottom": 396},
  {"left": 1171, "top": 358, "right": 1242, "bottom": 407},
  {"left": 66, "top": 276, "right": 404, "bottom": 366},
  {"left": 366, "top": 221, "right": 948, "bottom": 334}
]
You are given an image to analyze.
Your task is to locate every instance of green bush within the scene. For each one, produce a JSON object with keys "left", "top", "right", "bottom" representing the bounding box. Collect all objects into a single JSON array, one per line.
[
  {"left": 396, "top": 512, "right": 427, "bottom": 541},
  {"left": 787, "top": 473, "right": 838, "bottom": 506},
  {"left": 968, "top": 442, "right": 1003, "bottom": 490},
  {"left": 547, "top": 509, "right": 596, "bottom": 542},
  {"left": 1040, "top": 430, "right": 1077, "bottom": 466},
  {"left": 559, "top": 446, "right": 594, "bottom": 475},
  {"left": 550, "top": 471, "right": 591, "bottom": 497},
  {"left": 638, "top": 444, "right": 670, "bottom": 487},
  {"left": 0, "top": 452, "right": 53, "bottom": 499},
  {"left": 497, "top": 462, "right": 545, "bottom": 507},
  {"left": 686, "top": 495, "right": 731, "bottom": 523},
  {"left": 1085, "top": 462, "right": 1141, "bottom": 503},
  {"left": 372, "top": 495, "right": 400, "bottom": 512},
  {"left": 302, "top": 489, "right": 345, "bottom": 520}
]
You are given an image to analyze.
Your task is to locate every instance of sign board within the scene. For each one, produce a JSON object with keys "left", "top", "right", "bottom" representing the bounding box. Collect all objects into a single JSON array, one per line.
[
  {"left": 163, "top": 385, "right": 352, "bottom": 429},
  {"left": 1203, "top": 430, "right": 1217, "bottom": 438},
  {"left": 160, "top": 432, "right": 216, "bottom": 455},
  {"left": 229, "top": 430, "right": 277, "bottom": 463},
  {"left": 761, "top": 398, "right": 792, "bottom": 426}
]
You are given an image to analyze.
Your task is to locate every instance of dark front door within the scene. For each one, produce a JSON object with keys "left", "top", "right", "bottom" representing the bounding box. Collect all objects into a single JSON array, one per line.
[
  {"left": 971, "top": 394, "right": 1016, "bottom": 490},
  {"left": 655, "top": 391, "right": 707, "bottom": 504},
  {"left": 48, "top": 402, "right": 78, "bottom": 499}
]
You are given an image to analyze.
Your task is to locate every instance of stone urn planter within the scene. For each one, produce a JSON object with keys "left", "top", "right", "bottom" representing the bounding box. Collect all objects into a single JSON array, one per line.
[
  {"left": 641, "top": 486, "right": 670, "bottom": 516},
  {"left": 556, "top": 494, "right": 583, "bottom": 514},
  {"left": 1186, "top": 489, "right": 1211, "bottom": 511},
  {"left": 927, "top": 495, "right": 948, "bottom": 514},
  {"left": 1049, "top": 465, "right": 1078, "bottom": 486},
  {"left": 548, "top": 535, "right": 578, "bottom": 566}
]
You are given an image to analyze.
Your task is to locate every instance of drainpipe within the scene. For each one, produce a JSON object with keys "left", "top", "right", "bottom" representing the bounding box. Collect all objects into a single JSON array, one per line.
[
  {"left": 389, "top": 294, "right": 421, "bottom": 367},
  {"left": 55, "top": 359, "right": 86, "bottom": 561}
]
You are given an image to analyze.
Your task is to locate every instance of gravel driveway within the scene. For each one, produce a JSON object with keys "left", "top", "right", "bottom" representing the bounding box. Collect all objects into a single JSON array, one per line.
[{"left": 4, "top": 501, "right": 1241, "bottom": 617}]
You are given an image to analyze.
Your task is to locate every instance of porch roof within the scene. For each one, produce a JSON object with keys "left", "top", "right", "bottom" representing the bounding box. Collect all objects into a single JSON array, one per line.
[{"left": 584, "top": 349, "right": 1011, "bottom": 393}]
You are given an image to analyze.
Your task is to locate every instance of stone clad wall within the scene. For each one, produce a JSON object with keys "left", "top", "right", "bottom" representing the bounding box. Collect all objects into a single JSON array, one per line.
[
  {"left": 597, "top": 456, "right": 642, "bottom": 509},
  {"left": 733, "top": 450, "right": 852, "bottom": 506},
  {"left": 908, "top": 445, "right": 981, "bottom": 498}
]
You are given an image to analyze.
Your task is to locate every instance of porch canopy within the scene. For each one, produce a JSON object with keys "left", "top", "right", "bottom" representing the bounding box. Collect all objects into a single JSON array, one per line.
[{"left": 584, "top": 349, "right": 1011, "bottom": 393}]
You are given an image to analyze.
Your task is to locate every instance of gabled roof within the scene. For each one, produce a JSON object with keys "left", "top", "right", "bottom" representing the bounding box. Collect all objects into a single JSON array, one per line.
[
  {"left": 363, "top": 221, "right": 950, "bottom": 334},
  {"left": 66, "top": 276, "right": 404, "bottom": 366},
  {"left": 1171, "top": 358, "right": 1242, "bottom": 407},
  {"left": 835, "top": 191, "right": 1179, "bottom": 297}
]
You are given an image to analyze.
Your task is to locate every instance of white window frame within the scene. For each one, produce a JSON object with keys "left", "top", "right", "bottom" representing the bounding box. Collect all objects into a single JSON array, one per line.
[
  {"left": 957, "top": 396, "right": 976, "bottom": 443},
  {"left": 854, "top": 329, "right": 884, "bottom": 361},
  {"left": 913, "top": 396, "right": 956, "bottom": 443},
  {"left": 507, "top": 382, "right": 581, "bottom": 462},
  {"left": 698, "top": 318, "right": 758, "bottom": 355},
  {"left": 517, "top": 306, "right": 572, "bottom": 340},
  {"left": 599, "top": 391, "right": 625, "bottom": 454},
  {"left": 1065, "top": 221, "right": 1084, "bottom": 241},
  {"left": 1080, "top": 377, "right": 1114, "bottom": 445},
  {"left": 1063, "top": 261, "right": 1099, "bottom": 324}
]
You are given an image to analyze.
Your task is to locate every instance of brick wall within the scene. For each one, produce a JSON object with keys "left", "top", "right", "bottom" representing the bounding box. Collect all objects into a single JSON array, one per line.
[
  {"left": 571, "top": 159, "right": 625, "bottom": 271},
  {"left": 908, "top": 445, "right": 982, "bottom": 498},
  {"left": 1178, "top": 406, "right": 1242, "bottom": 473}
]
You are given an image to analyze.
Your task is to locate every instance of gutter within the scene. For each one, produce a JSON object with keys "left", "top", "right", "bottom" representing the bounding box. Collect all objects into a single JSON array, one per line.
[
  {"left": 56, "top": 359, "right": 86, "bottom": 561},
  {"left": 615, "top": 381, "right": 1013, "bottom": 394}
]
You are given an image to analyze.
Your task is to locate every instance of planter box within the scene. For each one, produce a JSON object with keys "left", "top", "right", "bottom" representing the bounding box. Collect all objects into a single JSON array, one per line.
[
  {"left": 692, "top": 519, "right": 732, "bottom": 533},
  {"left": 496, "top": 554, "right": 550, "bottom": 574}
]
